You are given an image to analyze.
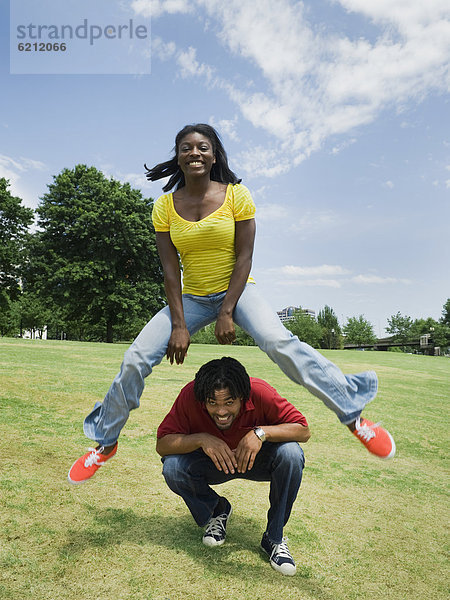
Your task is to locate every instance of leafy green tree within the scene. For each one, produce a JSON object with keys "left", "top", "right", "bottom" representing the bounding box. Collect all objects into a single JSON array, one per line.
[
  {"left": 286, "top": 308, "right": 323, "bottom": 348},
  {"left": 16, "top": 291, "right": 53, "bottom": 339},
  {"left": 441, "top": 299, "right": 450, "bottom": 327},
  {"left": 0, "top": 299, "right": 20, "bottom": 336},
  {"left": 317, "top": 305, "right": 342, "bottom": 349},
  {"left": 191, "top": 324, "right": 217, "bottom": 344},
  {"left": 343, "top": 315, "right": 376, "bottom": 346},
  {"left": 0, "top": 178, "right": 34, "bottom": 314},
  {"left": 234, "top": 325, "right": 255, "bottom": 346},
  {"left": 412, "top": 317, "right": 450, "bottom": 353},
  {"left": 25, "top": 165, "right": 164, "bottom": 342},
  {"left": 191, "top": 323, "right": 255, "bottom": 346},
  {"left": 386, "top": 312, "right": 414, "bottom": 344}
]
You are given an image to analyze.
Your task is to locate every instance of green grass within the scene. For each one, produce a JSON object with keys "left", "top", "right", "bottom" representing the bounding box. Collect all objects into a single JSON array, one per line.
[{"left": 0, "top": 338, "right": 449, "bottom": 600}]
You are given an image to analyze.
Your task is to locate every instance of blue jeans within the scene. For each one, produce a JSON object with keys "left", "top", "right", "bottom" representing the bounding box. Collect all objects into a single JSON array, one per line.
[
  {"left": 84, "top": 284, "right": 377, "bottom": 446},
  {"left": 161, "top": 442, "right": 305, "bottom": 543}
]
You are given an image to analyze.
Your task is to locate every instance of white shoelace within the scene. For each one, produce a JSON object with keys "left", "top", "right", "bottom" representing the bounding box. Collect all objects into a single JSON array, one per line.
[
  {"left": 205, "top": 512, "right": 229, "bottom": 538},
  {"left": 355, "top": 419, "right": 381, "bottom": 442},
  {"left": 83, "top": 447, "right": 105, "bottom": 468},
  {"left": 271, "top": 538, "right": 294, "bottom": 562}
]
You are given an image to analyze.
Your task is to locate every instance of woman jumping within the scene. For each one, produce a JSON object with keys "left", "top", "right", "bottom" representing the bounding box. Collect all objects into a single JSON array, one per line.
[{"left": 68, "top": 123, "right": 395, "bottom": 484}]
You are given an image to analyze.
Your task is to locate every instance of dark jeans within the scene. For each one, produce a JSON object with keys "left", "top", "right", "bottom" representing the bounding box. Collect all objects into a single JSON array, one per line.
[{"left": 161, "top": 441, "right": 305, "bottom": 543}]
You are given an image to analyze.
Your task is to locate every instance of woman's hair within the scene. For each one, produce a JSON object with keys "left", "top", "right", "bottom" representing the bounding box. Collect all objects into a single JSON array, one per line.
[
  {"left": 144, "top": 123, "right": 241, "bottom": 192},
  {"left": 194, "top": 357, "right": 251, "bottom": 405}
]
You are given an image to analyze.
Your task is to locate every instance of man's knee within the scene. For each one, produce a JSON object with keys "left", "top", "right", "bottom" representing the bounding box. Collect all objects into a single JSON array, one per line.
[
  {"left": 161, "top": 454, "right": 186, "bottom": 489},
  {"left": 274, "top": 442, "right": 305, "bottom": 471}
]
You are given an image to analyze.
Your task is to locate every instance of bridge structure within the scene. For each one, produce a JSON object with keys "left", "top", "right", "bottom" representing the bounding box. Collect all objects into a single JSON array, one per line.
[{"left": 344, "top": 334, "right": 438, "bottom": 355}]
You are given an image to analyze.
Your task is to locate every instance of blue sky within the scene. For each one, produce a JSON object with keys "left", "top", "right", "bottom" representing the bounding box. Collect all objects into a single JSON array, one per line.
[{"left": 2, "top": 0, "right": 449, "bottom": 336}]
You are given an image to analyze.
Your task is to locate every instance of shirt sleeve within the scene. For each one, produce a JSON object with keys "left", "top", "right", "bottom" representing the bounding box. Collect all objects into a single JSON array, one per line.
[
  {"left": 152, "top": 194, "right": 171, "bottom": 232},
  {"left": 232, "top": 184, "right": 256, "bottom": 222},
  {"left": 157, "top": 383, "right": 194, "bottom": 438},
  {"left": 251, "top": 379, "right": 308, "bottom": 427}
]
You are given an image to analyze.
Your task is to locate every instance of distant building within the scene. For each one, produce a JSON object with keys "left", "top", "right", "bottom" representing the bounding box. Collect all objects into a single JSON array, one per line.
[
  {"left": 277, "top": 306, "right": 315, "bottom": 323},
  {"left": 22, "top": 326, "right": 48, "bottom": 340}
]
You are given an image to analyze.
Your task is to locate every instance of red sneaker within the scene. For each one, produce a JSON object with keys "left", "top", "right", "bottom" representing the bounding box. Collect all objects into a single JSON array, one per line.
[
  {"left": 353, "top": 418, "right": 396, "bottom": 459},
  {"left": 67, "top": 443, "right": 118, "bottom": 484}
]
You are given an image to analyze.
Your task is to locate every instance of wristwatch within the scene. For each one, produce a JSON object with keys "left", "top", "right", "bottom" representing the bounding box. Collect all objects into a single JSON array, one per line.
[{"left": 253, "top": 426, "right": 266, "bottom": 442}]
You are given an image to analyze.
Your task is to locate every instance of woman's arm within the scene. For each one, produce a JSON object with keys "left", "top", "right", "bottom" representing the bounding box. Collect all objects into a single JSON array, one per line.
[
  {"left": 215, "top": 218, "right": 256, "bottom": 344},
  {"left": 156, "top": 231, "right": 190, "bottom": 364}
]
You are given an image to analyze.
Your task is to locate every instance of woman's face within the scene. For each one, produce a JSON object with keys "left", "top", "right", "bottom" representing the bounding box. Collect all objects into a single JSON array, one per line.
[{"left": 177, "top": 131, "right": 216, "bottom": 179}]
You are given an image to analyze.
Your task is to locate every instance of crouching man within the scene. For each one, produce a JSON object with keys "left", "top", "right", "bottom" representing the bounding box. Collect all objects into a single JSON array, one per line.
[{"left": 156, "top": 357, "right": 311, "bottom": 576}]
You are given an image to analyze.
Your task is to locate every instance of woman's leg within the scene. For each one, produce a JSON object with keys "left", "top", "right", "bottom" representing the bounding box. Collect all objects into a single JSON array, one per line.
[
  {"left": 233, "top": 284, "right": 377, "bottom": 424},
  {"left": 83, "top": 296, "right": 217, "bottom": 446}
]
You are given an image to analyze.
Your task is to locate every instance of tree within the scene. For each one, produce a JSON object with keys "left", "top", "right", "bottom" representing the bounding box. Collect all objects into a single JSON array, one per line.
[
  {"left": 441, "top": 299, "right": 450, "bottom": 327},
  {"left": 317, "top": 305, "right": 342, "bottom": 349},
  {"left": 191, "top": 323, "right": 255, "bottom": 346},
  {"left": 286, "top": 308, "right": 323, "bottom": 348},
  {"left": 343, "top": 315, "right": 376, "bottom": 346},
  {"left": 386, "top": 312, "right": 414, "bottom": 345},
  {"left": 0, "top": 178, "right": 34, "bottom": 313},
  {"left": 412, "top": 317, "right": 450, "bottom": 353},
  {"left": 16, "top": 291, "right": 53, "bottom": 339},
  {"left": 25, "top": 165, "right": 165, "bottom": 342}
]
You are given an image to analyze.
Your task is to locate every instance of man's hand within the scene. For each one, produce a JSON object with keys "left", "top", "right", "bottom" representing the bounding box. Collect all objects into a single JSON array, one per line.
[
  {"left": 234, "top": 430, "right": 262, "bottom": 473},
  {"left": 199, "top": 433, "right": 238, "bottom": 474},
  {"left": 166, "top": 326, "right": 190, "bottom": 364},
  {"left": 214, "top": 313, "right": 236, "bottom": 345}
]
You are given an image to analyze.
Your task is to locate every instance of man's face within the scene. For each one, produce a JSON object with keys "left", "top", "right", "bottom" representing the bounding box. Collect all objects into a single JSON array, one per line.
[{"left": 205, "top": 387, "right": 242, "bottom": 430}]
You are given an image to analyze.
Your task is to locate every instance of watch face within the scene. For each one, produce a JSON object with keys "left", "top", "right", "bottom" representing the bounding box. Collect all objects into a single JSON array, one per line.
[{"left": 255, "top": 427, "right": 265, "bottom": 441}]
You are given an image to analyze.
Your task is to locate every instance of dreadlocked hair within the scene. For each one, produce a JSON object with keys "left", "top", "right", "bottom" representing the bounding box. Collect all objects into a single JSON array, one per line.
[
  {"left": 144, "top": 123, "right": 241, "bottom": 192},
  {"left": 194, "top": 357, "right": 251, "bottom": 405}
]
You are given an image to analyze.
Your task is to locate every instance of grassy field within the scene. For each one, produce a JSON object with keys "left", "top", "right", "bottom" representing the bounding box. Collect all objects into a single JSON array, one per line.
[{"left": 1, "top": 337, "right": 449, "bottom": 600}]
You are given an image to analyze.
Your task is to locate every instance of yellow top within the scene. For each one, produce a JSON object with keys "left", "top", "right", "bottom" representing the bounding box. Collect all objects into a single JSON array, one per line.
[{"left": 152, "top": 183, "right": 256, "bottom": 295}]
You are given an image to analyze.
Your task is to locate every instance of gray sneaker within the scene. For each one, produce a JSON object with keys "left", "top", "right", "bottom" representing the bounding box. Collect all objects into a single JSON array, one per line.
[
  {"left": 202, "top": 498, "right": 232, "bottom": 547},
  {"left": 261, "top": 532, "right": 296, "bottom": 576}
]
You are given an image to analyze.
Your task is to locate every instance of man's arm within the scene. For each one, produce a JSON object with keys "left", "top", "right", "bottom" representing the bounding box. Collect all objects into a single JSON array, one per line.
[
  {"left": 156, "top": 433, "right": 238, "bottom": 474},
  {"left": 260, "top": 422, "right": 311, "bottom": 443},
  {"left": 234, "top": 423, "right": 310, "bottom": 473}
]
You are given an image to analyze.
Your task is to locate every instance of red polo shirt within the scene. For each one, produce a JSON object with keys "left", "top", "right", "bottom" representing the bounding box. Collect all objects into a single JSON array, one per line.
[{"left": 157, "top": 377, "right": 308, "bottom": 450}]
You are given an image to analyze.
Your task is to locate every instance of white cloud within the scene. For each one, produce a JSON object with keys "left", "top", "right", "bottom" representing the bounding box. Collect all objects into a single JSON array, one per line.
[
  {"left": 176, "top": 46, "right": 214, "bottom": 82},
  {"left": 384, "top": 180, "right": 394, "bottom": 188},
  {"left": 208, "top": 116, "right": 239, "bottom": 142},
  {"left": 0, "top": 155, "right": 47, "bottom": 209},
  {"left": 236, "top": 146, "right": 291, "bottom": 178},
  {"left": 152, "top": 37, "right": 177, "bottom": 60},
  {"left": 351, "top": 274, "right": 412, "bottom": 284},
  {"left": 281, "top": 264, "right": 351, "bottom": 277},
  {"left": 280, "top": 278, "right": 342, "bottom": 288},
  {"left": 256, "top": 203, "right": 289, "bottom": 221},
  {"left": 131, "top": 0, "right": 191, "bottom": 18},
  {"left": 290, "top": 210, "right": 341, "bottom": 231},
  {"left": 0, "top": 154, "right": 46, "bottom": 185},
  {"left": 265, "top": 265, "right": 413, "bottom": 289},
  {"left": 142, "top": 0, "right": 450, "bottom": 176},
  {"left": 445, "top": 179, "right": 450, "bottom": 188},
  {"left": 330, "top": 138, "right": 357, "bottom": 155}
]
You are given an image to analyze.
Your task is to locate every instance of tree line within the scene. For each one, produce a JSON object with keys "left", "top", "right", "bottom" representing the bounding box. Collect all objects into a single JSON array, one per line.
[
  {"left": 191, "top": 302, "right": 450, "bottom": 353},
  {"left": 1, "top": 166, "right": 449, "bottom": 351}
]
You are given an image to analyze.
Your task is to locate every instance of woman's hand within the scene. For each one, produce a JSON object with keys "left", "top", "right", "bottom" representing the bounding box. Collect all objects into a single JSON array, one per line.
[
  {"left": 166, "top": 326, "right": 190, "bottom": 364},
  {"left": 215, "top": 313, "right": 236, "bottom": 345}
]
